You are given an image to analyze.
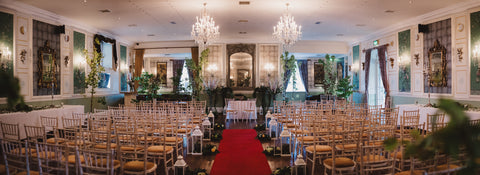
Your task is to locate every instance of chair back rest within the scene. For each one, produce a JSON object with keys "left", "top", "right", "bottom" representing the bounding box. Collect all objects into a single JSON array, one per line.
[{"left": 1, "top": 123, "right": 20, "bottom": 141}]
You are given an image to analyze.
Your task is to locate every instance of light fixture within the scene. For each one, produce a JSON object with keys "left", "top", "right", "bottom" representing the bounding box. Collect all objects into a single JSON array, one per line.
[
  {"left": 191, "top": 3, "right": 220, "bottom": 50},
  {"left": 273, "top": 3, "right": 302, "bottom": 48},
  {"left": 389, "top": 58, "right": 395, "bottom": 68}
]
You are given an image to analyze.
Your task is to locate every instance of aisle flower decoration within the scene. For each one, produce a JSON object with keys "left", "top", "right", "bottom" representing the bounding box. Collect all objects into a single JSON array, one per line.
[
  {"left": 214, "top": 123, "right": 225, "bottom": 130},
  {"left": 254, "top": 123, "right": 266, "bottom": 131},
  {"left": 271, "top": 166, "right": 291, "bottom": 175},
  {"left": 186, "top": 168, "right": 208, "bottom": 175},
  {"left": 211, "top": 132, "right": 222, "bottom": 142},
  {"left": 203, "top": 144, "right": 219, "bottom": 156},
  {"left": 263, "top": 146, "right": 280, "bottom": 157},
  {"left": 256, "top": 133, "right": 271, "bottom": 142}
]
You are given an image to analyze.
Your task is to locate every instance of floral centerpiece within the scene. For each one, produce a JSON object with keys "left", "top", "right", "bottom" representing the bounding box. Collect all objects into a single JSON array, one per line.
[{"left": 254, "top": 123, "right": 266, "bottom": 131}]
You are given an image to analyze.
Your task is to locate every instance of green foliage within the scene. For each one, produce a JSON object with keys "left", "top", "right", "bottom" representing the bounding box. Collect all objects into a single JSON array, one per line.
[
  {"left": 134, "top": 72, "right": 160, "bottom": 101},
  {"left": 84, "top": 39, "right": 105, "bottom": 112},
  {"left": 170, "top": 67, "right": 183, "bottom": 94},
  {"left": 0, "top": 70, "right": 31, "bottom": 112},
  {"left": 318, "top": 54, "right": 337, "bottom": 95},
  {"left": 336, "top": 75, "right": 354, "bottom": 99},
  {"left": 383, "top": 98, "right": 480, "bottom": 174},
  {"left": 186, "top": 48, "right": 209, "bottom": 100},
  {"left": 272, "top": 166, "right": 292, "bottom": 175},
  {"left": 281, "top": 51, "right": 297, "bottom": 93}
]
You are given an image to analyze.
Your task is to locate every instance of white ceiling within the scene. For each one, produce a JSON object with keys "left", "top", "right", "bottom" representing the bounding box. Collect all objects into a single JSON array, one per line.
[{"left": 15, "top": 0, "right": 473, "bottom": 43}]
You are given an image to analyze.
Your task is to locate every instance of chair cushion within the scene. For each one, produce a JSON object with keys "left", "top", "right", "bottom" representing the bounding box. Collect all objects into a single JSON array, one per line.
[
  {"left": 147, "top": 146, "right": 174, "bottom": 153},
  {"left": 94, "top": 143, "right": 118, "bottom": 149},
  {"left": 15, "top": 171, "right": 40, "bottom": 175},
  {"left": 357, "top": 155, "right": 386, "bottom": 162},
  {"left": 335, "top": 144, "right": 358, "bottom": 150},
  {"left": 291, "top": 130, "right": 310, "bottom": 135},
  {"left": 395, "top": 170, "right": 424, "bottom": 175},
  {"left": 124, "top": 161, "right": 156, "bottom": 171},
  {"left": 12, "top": 148, "right": 36, "bottom": 155},
  {"left": 395, "top": 152, "right": 403, "bottom": 159},
  {"left": 120, "top": 146, "right": 144, "bottom": 151},
  {"left": 297, "top": 136, "right": 315, "bottom": 142},
  {"left": 305, "top": 145, "right": 332, "bottom": 152},
  {"left": 63, "top": 155, "right": 85, "bottom": 164},
  {"left": 177, "top": 129, "right": 190, "bottom": 133},
  {"left": 162, "top": 137, "right": 183, "bottom": 142},
  {"left": 323, "top": 157, "right": 355, "bottom": 168},
  {"left": 137, "top": 136, "right": 155, "bottom": 142},
  {"left": 94, "top": 159, "right": 121, "bottom": 167},
  {"left": 32, "top": 151, "right": 56, "bottom": 159},
  {"left": 46, "top": 138, "right": 65, "bottom": 144},
  {"left": 429, "top": 164, "right": 461, "bottom": 172}
]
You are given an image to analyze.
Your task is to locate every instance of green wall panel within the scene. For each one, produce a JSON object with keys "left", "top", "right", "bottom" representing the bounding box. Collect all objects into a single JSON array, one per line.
[
  {"left": 352, "top": 45, "right": 360, "bottom": 91},
  {"left": 120, "top": 45, "right": 128, "bottom": 92},
  {"left": 73, "top": 31, "right": 86, "bottom": 94},
  {"left": 0, "top": 11, "right": 14, "bottom": 80},
  {"left": 398, "top": 29, "right": 411, "bottom": 92},
  {"left": 471, "top": 11, "right": 480, "bottom": 95}
]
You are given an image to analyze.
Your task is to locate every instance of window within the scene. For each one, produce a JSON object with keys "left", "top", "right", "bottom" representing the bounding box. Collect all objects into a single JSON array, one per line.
[
  {"left": 101, "top": 42, "right": 113, "bottom": 69},
  {"left": 286, "top": 63, "right": 306, "bottom": 92},
  {"left": 98, "top": 41, "right": 112, "bottom": 88},
  {"left": 179, "top": 61, "right": 192, "bottom": 93}
]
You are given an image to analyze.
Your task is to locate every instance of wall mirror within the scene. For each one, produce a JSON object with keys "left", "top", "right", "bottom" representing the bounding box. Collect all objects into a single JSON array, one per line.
[
  {"left": 37, "top": 40, "right": 57, "bottom": 88},
  {"left": 428, "top": 39, "right": 447, "bottom": 87},
  {"left": 227, "top": 44, "right": 255, "bottom": 89}
]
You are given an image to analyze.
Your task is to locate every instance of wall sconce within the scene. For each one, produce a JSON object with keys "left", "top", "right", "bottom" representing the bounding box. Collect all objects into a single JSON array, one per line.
[
  {"left": 348, "top": 65, "right": 352, "bottom": 71},
  {"left": 389, "top": 58, "right": 395, "bottom": 68},
  {"left": 457, "top": 48, "right": 463, "bottom": 62},
  {"left": 206, "top": 64, "right": 218, "bottom": 78},
  {"left": 20, "top": 49, "right": 27, "bottom": 64},
  {"left": 264, "top": 63, "right": 274, "bottom": 77},
  {"left": 64, "top": 55, "right": 69, "bottom": 66},
  {"left": 414, "top": 54, "right": 420, "bottom": 66},
  {"left": 361, "top": 62, "right": 365, "bottom": 70}
]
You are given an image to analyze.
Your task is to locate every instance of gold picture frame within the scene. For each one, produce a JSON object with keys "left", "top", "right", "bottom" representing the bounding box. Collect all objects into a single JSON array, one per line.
[
  {"left": 156, "top": 62, "right": 167, "bottom": 86},
  {"left": 428, "top": 40, "right": 447, "bottom": 87},
  {"left": 37, "top": 40, "right": 57, "bottom": 88}
]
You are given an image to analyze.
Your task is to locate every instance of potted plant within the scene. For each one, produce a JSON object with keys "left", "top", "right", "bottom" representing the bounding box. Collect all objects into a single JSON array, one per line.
[
  {"left": 84, "top": 39, "right": 105, "bottom": 112},
  {"left": 336, "top": 76, "right": 354, "bottom": 100},
  {"left": 318, "top": 54, "right": 337, "bottom": 96}
]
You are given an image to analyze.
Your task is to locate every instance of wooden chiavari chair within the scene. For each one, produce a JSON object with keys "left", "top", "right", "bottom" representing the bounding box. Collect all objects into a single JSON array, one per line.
[
  {"left": 40, "top": 116, "right": 63, "bottom": 144},
  {"left": 324, "top": 121, "right": 363, "bottom": 175},
  {"left": 0, "top": 123, "right": 20, "bottom": 141},
  {"left": 117, "top": 131, "right": 157, "bottom": 174},
  {"left": 75, "top": 146, "right": 119, "bottom": 175},
  {"left": 305, "top": 119, "right": 335, "bottom": 175},
  {"left": 34, "top": 141, "right": 69, "bottom": 175},
  {"left": 1, "top": 140, "right": 37, "bottom": 175},
  {"left": 425, "top": 113, "right": 445, "bottom": 133},
  {"left": 145, "top": 121, "right": 174, "bottom": 175}
]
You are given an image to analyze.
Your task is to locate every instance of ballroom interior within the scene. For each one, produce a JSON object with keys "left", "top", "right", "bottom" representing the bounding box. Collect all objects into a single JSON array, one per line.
[{"left": 1, "top": 0, "right": 480, "bottom": 175}]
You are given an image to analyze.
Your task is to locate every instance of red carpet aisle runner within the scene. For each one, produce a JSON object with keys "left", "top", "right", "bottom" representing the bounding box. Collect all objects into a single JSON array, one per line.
[{"left": 210, "top": 129, "right": 271, "bottom": 175}]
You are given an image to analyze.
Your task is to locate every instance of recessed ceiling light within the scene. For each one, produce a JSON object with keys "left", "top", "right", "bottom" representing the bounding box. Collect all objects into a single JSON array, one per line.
[
  {"left": 147, "top": 34, "right": 155, "bottom": 36},
  {"left": 170, "top": 21, "right": 176, "bottom": 24},
  {"left": 98, "top": 9, "right": 111, "bottom": 13},
  {"left": 336, "top": 34, "right": 344, "bottom": 36},
  {"left": 128, "top": 24, "right": 137, "bottom": 27},
  {"left": 238, "top": 19, "right": 248, "bottom": 23},
  {"left": 239, "top": 1, "right": 250, "bottom": 5},
  {"left": 239, "top": 32, "right": 247, "bottom": 34},
  {"left": 385, "top": 10, "right": 395, "bottom": 13},
  {"left": 356, "top": 24, "right": 366, "bottom": 27},
  {"left": 315, "top": 21, "right": 322, "bottom": 24}
]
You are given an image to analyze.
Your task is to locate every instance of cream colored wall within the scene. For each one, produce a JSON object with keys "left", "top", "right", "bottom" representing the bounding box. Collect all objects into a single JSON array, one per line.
[
  {"left": 0, "top": 5, "right": 133, "bottom": 104},
  {"left": 349, "top": 5, "right": 480, "bottom": 102}
]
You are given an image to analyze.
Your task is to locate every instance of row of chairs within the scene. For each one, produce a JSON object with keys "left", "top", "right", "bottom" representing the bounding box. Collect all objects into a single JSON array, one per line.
[{"left": 270, "top": 100, "right": 468, "bottom": 175}]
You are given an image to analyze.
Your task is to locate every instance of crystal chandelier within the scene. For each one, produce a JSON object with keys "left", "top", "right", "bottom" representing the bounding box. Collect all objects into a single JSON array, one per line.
[
  {"left": 273, "top": 3, "right": 302, "bottom": 48},
  {"left": 191, "top": 3, "right": 220, "bottom": 50}
]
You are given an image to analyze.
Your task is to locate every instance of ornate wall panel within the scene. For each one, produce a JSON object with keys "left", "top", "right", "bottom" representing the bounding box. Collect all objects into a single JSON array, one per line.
[
  {"left": 120, "top": 45, "right": 128, "bottom": 92},
  {"left": 423, "top": 18, "right": 451, "bottom": 94},
  {"left": 352, "top": 45, "right": 360, "bottom": 91}
]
